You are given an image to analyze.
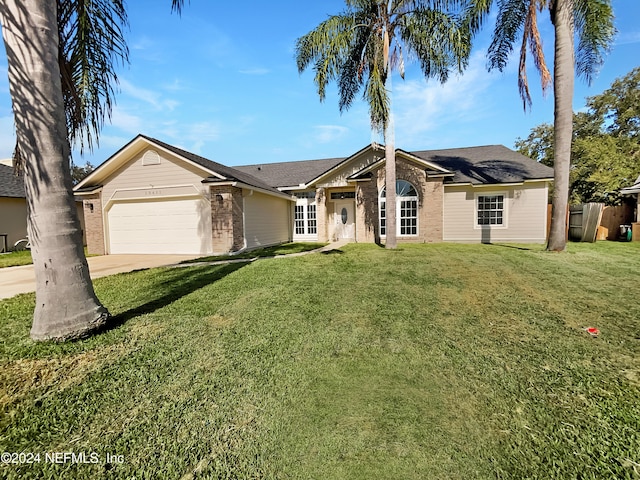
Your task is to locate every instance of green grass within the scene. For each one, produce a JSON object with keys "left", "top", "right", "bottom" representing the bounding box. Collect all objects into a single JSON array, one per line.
[
  {"left": 0, "top": 248, "right": 98, "bottom": 268},
  {"left": 181, "top": 242, "right": 327, "bottom": 263},
  {"left": 0, "top": 250, "right": 33, "bottom": 268},
  {"left": 1, "top": 242, "right": 639, "bottom": 479}
]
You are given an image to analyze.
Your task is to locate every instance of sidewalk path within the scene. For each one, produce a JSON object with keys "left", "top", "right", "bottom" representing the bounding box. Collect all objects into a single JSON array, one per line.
[{"left": 0, "top": 254, "right": 199, "bottom": 300}]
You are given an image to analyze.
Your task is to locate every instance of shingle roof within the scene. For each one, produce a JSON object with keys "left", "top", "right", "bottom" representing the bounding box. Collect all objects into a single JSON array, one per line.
[
  {"left": 236, "top": 144, "right": 552, "bottom": 188},
  {"left": 139, "top": 135, "right": 287, "bottom": 196},
  {"left": 412, "top": 145, "right": 554, "bottom": 184},
  {"left": 0, "top": 164, "right": 26, "bottom": 198},
  {"left": 234, "top": 156, "right": 347, "bottom": 189}
]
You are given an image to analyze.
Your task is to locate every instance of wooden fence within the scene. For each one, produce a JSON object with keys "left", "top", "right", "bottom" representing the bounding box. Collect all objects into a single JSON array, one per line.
[
  {"left": 597, "top": 204, "right": 634, "bottom": 240},
  {"left": 546, "top": 204, "right": 635, "bottom": 241}
]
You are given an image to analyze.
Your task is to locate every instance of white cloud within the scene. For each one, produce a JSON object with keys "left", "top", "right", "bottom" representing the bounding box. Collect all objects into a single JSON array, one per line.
[
  {"left": 157, "top": 121, "right": 221, "bottom": 155},
  {"left": 392, "top": 51, "right": 500, "bottom": 146},
  {"left": 312, "top": 125, "right": 349, "bottom": 143},
  {"left": 118, "top": 78, "right": 180, "bottom": 111},
  {"left": 162, "top": 79, "right": 186, "bottom": 92},
  {"left": 110, "top": 106, "right": 143, "bottom": 134},
  {"left": 616, "top": 31, "right": 640, "bottom": 45}
]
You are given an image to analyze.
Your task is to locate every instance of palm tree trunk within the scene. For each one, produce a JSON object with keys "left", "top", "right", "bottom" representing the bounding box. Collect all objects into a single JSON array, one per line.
[
  {"left": 384, "top": 69, "right": 397, "bottom": 249},
  {"left": 547, "top": 0, "right": 574, "bottom": 252},
  {"left": 1, "top": 0, "right": 110, "bottom": 341}
]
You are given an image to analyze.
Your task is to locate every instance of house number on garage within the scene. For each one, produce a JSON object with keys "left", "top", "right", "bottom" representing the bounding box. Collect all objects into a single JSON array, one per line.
[{"left": 144, "top": 189, "right": 163, "bottom": 196}]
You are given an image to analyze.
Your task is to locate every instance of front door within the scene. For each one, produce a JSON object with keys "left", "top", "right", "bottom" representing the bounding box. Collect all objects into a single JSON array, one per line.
[{"left": 334, "top": 201, "right": 355, "bottom": 240}]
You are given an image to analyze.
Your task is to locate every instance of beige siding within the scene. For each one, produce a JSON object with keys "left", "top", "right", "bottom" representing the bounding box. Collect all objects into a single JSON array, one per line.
[
  {"left": 101, "top": 148, "right": 213, "bottom": 254},
  {"left": 443, "top": 183, "right": 549, "bottom": 243},
  {"left": 0, "top": 198, "right": 85, "bottom": 252},
  {"left": 101, "top": 148, "right": 209, "bottom": 203},
  {"left": 0, "top": 197, "right": 27, "bottom": 250},
  {"left": 244, "top": 191, "right": 291, "bottom": 249}
]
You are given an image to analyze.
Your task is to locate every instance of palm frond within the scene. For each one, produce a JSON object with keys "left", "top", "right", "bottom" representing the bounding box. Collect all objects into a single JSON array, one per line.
[
  {"left": 58, "top": 0, "right": 129, "bottom": 154},
  {"left": 487, "top": 0, "right": 529, "bottom": 72},
  {"left": 461, "top": 0, "right": 493, "bottom": 34},
  {"left": 364, "top": 60, "right": 390, "bottom": 133},
  {"left": 518, "top": 0, "right": 551, "bottom": 110},
  {"left": 573, "top": 0, "right": 615, "bottom": 84},
  {"left": 295, "top": 13, "right": 356, "bottom": 102},
  {"left": 400, "top": 7, "right": 471, "bottom": 82},
  {"left": 171, "top": 0, "right": 187, "bottom": 15},
  {"left": 338, "top": 19, "right": 374, "bottom": 112}
]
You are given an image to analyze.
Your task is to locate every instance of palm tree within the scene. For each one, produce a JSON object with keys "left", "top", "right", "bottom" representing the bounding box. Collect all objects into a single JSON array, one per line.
[
  {"left": 485, "top": 0, "right": 615, "bottom": 251},
  {"left": 0, "top": 0, "right": 183, "bottom": 341},
  {"left": 296, "top": 0, "right": 473, "bottom": 249}
]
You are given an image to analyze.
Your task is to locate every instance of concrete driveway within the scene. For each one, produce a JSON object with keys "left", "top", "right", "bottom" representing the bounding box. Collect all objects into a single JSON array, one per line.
[{"left": 0, "top": 254, "right": 199, "bottom": 300}]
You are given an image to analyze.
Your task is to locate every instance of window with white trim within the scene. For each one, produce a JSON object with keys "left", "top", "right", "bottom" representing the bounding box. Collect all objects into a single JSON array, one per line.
[
  {"left": 307, "top": 204, "right": 317, "bottom": 234},
  {"left": 293, "top": 192, "right": 317, "bottom": 236},
  {"left": 294, "top": 205, "right": 305, "bottom": 234},
  {"left": 477, "top": 194, "right": 504, "bottom": 226},
  {"left": 379, "top": 180, "right": 419, "bottom": 236}
]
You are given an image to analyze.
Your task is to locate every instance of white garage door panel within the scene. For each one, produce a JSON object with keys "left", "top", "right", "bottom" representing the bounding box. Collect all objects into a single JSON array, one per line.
[{"left": 108, "top": 199, "right": 211, "bottom": 254}]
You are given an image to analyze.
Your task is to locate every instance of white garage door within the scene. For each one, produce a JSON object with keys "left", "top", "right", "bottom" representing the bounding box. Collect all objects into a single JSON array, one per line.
[{"left": 108, "top": 198, "right": 211, "bottom": 254}]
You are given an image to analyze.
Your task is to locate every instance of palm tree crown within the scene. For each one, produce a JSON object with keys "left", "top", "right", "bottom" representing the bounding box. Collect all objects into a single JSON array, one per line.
[
  {"left": 487, "top": 0, "right": 615, "bottom": 110},
  {"left": 295, "top": 0, "right": 473, "bottom": 134}
]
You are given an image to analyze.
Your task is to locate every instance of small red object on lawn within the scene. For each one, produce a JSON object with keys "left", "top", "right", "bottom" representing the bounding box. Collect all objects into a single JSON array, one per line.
[{"left": 585, "top": 327, "right": 600, "bottom": 337}]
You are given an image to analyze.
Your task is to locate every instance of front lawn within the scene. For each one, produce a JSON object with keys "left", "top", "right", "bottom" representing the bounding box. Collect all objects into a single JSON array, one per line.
[
  {"left": 0, "top": 250, "right": 32, "bottom": 268},
  {"left": 181, "top": 241, "right": 326, "bottom": 263},
  {"left": 1, "top": 242, "right": 639, "bottom": 479}
]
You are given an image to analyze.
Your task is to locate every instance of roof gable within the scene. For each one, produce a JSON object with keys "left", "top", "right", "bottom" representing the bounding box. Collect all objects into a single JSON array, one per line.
[
  {"left": 348, "top": 148, "right": 455, "bottom": 180},
  {"left": 0, "top": 164, "right": 26, "bottom": 198},
  {"left": 74, "top": 135, "right": 287, "bottom": 198}
]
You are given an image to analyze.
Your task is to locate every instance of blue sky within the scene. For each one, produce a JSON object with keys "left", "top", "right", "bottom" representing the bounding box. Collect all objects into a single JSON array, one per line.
[{"left": 0, "top": 1, "right": 638, "bottom": 167}]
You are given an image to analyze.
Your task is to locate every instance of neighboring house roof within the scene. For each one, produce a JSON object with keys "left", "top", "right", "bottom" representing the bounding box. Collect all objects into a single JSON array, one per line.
[
  {"left": 0, "top": 164, "right": 25, "bottom": 198},
  {"left": 621, "top": 174, "right": 640, "bottom": 195},
  {"left": 235, "top": 156, "right": 347, "bottom": 189},
  {"left": 412, "top": 145, "right": 554, "bottom": 185}
]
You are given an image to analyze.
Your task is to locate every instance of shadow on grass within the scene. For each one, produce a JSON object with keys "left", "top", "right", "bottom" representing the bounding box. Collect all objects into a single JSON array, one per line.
[
  {"left": 321, "top": 249, "right": 344, "bottom": 255},
  {"left": 180, "top": 242, "right": 326, "bottom": 264},
  {"left": 486, "top": 243, "right": 533, "bottom": 251},
  {"left": 105, "top": 262, "right": 247, "bottom": 332}
]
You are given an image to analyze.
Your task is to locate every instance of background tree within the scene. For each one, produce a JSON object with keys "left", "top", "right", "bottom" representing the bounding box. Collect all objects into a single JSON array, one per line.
[
  {"left": 485, "top": 0, "right": 615, "bottom": 251},
  {"left": 0, "top": 0, "right": 183, "bottom": 341},
  {"left": 295, "top": 0, "right": 473, "bottom": 248},
  {"left": 71, "top": 161, "right": 95, "bottom": 185},
  {"left": 516, "top": 67, "right": 640, "bottom": 205}
]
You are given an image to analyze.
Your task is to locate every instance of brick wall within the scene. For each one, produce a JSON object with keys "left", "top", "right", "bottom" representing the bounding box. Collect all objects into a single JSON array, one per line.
[
  {"left": 83, "top": 193, "right": 105, "bottom": 255},
  {"left": 355, "top": 158, "right": 444, "bottom": 244},
  {"left": 210, "top": 185, "right": 244, "bottom": 253},
  {"left": 356, "top": 176, "right": 380, "bottom": 243},
  {"left": 316, "top": 188, "right": 328, "bottom": 243}
]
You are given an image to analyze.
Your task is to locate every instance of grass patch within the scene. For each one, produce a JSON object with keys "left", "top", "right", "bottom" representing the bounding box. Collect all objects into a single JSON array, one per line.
[
  {"left": 1, "top": 242, "right": 639, "bottom": 479},
  {"left": 0, "top": 249, "right": 98, "bottom": 269},
  {"left": 181, "top": 242, "right": 326, "bottom": 263},
  {"left": 0, "top": 250, "right": 33, "bottom": 268}
]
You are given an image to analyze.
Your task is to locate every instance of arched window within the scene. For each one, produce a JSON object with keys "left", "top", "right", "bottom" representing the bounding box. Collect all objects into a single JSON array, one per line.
[{"left": 379, "top": 180, "right": 418, "bottom": 236}]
